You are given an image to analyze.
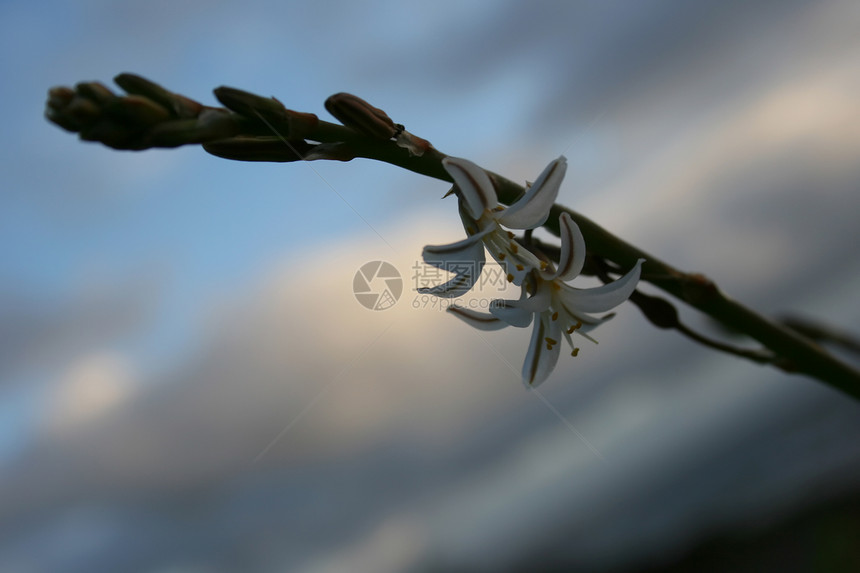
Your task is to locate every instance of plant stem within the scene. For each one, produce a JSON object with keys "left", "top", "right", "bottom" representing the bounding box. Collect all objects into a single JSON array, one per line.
[{"left": 45, "top": 77, "right": 860, "bottom": 397}]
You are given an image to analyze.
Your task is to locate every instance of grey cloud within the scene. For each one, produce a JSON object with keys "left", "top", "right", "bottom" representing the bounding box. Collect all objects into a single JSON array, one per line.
[{"left": 0, "top": 279, "right": 159, "bottom": 385}]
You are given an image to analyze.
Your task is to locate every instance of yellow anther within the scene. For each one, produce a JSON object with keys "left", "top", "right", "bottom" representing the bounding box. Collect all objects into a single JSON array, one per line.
[
  {"left": 509, "top": 242, "right": 519, "bottom": 254},
  {"left": 571, "top": 348, "right": 580, "bottom": 357},
  {"left": 507, "top": 231, "right": 515, "bottom": 238},
  {"left": 498, "top": 253, "right": 506, "bottom": 261},
  {"left": 515, "top": 264, "right": 524, "bottom": 271},
  {"left": 545, "top": 337, "right": 558, "bottom": 345},
  {"left": 540, "top": 261, "right": 548, "bottom": 270},
  {"left": 493, "top": 205, "right": 505, "bottom": 212},
  {"left": 552, "top": 311, "right": 559, "bottom": 321},
  {"left": 506, "top": 273, "right": 514, "bottom": 282}
]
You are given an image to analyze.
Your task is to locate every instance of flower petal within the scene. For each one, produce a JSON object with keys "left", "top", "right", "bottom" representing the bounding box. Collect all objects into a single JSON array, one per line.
[
  {"left": 448, "top": 306, "right": 509, "bottom": 331},
  {"left": 488, "top": 299, "right": 534, "bottom": 328},
  {"left": 559, "top": 258, "right": 644, "bottom": 313},
  {"left": 522, "top": 312, "right": 562, "bottom": 387},
  {"left": 547, "top": 212, "right": 586, "bottom": 281},
  {"left": 421, "top": 226, "right": 492, "bottom": 270},
  {"left": 419, "top": 228, "right": 492, "bottom": 298},
  {"left": 417, "top": 271, "right": 482, "bottom": 298},
  {"left": 498, "top": 156, "right": 567, "bottom": 230},
  {"left": 442, "top": 157, "right": 498, "bottom": 219},
  {"left": 488, "top": 277, "right": 552, "bottom": 327}
]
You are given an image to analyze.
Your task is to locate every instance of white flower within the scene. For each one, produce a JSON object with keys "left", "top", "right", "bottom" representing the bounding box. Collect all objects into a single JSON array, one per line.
[
  {"left": 451, "top": 233, "right": 644, "bottom": 386},
  {"left": 419, "top": 155, "right": 644, "bottom": 387},
  {"left": 418, "top": 156, "right": 566, "bottom": 297}
]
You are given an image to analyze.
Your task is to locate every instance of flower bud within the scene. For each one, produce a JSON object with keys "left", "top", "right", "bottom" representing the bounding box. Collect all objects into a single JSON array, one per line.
[
  {"left": 105, "top": 95, "right": 171, "bottom": 127},
  {"left": 75, "top": 81, "right": 115, "bottom": 105},
  {"left": 64, "top": 96, "right": 101, "bottom": 125},
  {"left": 324, "top": 92, "right": 396, "bottom": 140},
  {"left": 203, "top": 136, "right": 314, "bottom": 162},
  {"left": 214, "top": 87, "right": 284, "bottom": 118},
  {"left": 213, "top": 88, "right": 318, "bottom": 139},
  {"left": 47, "top": 86, "right": 75, "bottom": 110},
  {"left": 114, "top": 73, "right": 202, "bottom": 118}
]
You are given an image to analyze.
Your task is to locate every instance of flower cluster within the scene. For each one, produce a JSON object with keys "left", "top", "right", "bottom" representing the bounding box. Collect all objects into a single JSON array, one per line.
[{"left": 420, "top": 156, "right": 644, "bottom": 387}]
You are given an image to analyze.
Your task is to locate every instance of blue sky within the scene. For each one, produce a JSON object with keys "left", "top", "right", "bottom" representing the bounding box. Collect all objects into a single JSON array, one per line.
[{"left": 2, "top": 1, "right": 860, "bottom": 571}]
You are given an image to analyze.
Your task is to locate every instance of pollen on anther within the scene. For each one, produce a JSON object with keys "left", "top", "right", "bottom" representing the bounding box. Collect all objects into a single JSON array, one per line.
[
  {"left": 552, "top": 311, "right": 559, "bottom": 321},
  {"left": 498, "top": 253, "right": 506, "bottom": 261},
  {"left": 507, "top": 231, "right": 515, "bottom": 238},
  {"left": 516, "top": 264, "right": 524, "bottom": 271},
  {"left": 571, "top": 348, "right": 580, "bottom": 357},
  {"left": 506, "top": 273, "right": 514, "bottom": 282},
  {"left": 545, "top": 337, "right": 557, "bottom": 345},
  {"left": 493, "top": 205, "right": 505, "bottom": 212},
  {"left": 540, "top": 261, "right": 548, "bottom": 270},
  {"left": 509, "top": 243, "right": 519, "bottom": 254}
]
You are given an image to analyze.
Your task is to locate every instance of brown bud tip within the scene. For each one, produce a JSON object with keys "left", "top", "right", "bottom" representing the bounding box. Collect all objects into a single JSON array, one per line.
[
  {"left": 325, "top": 92, "right": 396, "bottom": 140},
  {"left": 46, "top": 86, "right": 75, "bottom": 112}
]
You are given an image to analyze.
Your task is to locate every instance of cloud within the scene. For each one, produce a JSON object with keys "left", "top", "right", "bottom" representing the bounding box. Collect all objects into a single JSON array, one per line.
[
  {"left": 41, "top": 352, "right": 135, "bottom": 433},
  {"left": 0, "top": 212, "right": 525, "bottom": 515},
  {"left": 0, "top": 278, "right": 158, "bottom": 385},
  {"left": 298, "top": 514, "right": 427, "bottom": 573}
]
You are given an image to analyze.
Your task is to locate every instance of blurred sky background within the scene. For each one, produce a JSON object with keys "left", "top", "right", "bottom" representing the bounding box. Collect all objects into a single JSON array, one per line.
[{"left": 2, "top": 1, "right": 860, "bottom": 572}]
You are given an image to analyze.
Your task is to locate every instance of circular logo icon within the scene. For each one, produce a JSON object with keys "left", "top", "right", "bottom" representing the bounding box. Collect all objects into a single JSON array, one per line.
[{"left": 353, "top": 261, "right": 403, "bottom": 311}]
